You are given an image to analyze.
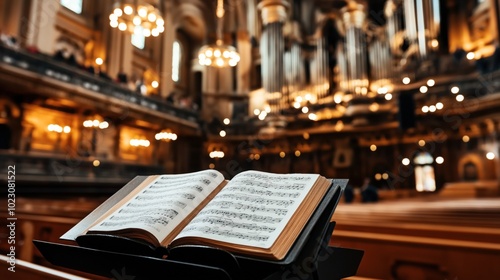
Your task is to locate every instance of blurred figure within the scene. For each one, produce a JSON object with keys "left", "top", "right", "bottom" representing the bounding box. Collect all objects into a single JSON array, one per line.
[{"left": 361, "top": 177, "right": 378, "bottom": 203}]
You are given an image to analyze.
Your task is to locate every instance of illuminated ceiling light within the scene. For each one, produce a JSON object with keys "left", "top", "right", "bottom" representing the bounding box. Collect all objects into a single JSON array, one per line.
[
  {"left": 209, "top": 163, "right": 215, "bottom": 169},
  {"left": 296, "top": 96, "right": 303, "bottom": 103},
  {"left": 382, "top": 173, "right": 389, "bottom": 180},
  {"left": 155, "top": 130, "right": 177, "bottom": 141},
  {"left": 258, "top": 111, "right": 267, "bottom": 120},
  {"left": 93, "top": 160, "right": 101, "bottom": 167},
  {"left": 486, "top": 152, "right": 495, "bottom": 160},
  {"left": 462, "top": 135, "right": 470, "bottom": 142},
  {"left": 420, "top": 86, "right": 428, "bottom": 93},
  {"left": 402, "top": 158, "right": 410, "bottom": 166},
  {"left": 436, "top": 102, "right": 444, "bottom": 110},
  {"left": 435, "top": 156, "right": 444, "bottom": 164},
  {"left": 264, "top": 105, "right": 271, "bottom": 113},
  {"left": 198, "top": 0, "right": 239, "bottom": 67},
  {"left": 301, "top": 107, "right": 309, "bottom": 114},
  {"left": 384, "top": 93, "right": 392, "bottom": 100},
  {"left": 109, "top": 2, "right": 164, "bottom": 37},
  {"left": 451, "top": 86, "right": 459, "bottom": 94},
  {"left": 151, "top": 80, "right": 159, "bottom": 88},
  {"left": 374, "top": 173, "right": 382, "bottom": 180},
  {"left": 429, "top": 105, "right": 436, "bottom": 112},
  {"left": 418, "top": 140, "right": 426, "bottom": 147},
  {"left": 219, "top": 130, "right": 226, "bottom": 137},
  {"left": 402, "top": 77, "right": 411, "bottom": 84},
  {"left": 334, "top": 93, "right": 343, "bottom": 104},
  {"left": 303, "top": 132, "right": 310, "bottom": 140},
  {"left": 466, "top": 52, "right": 475, "bottom": 60},
  {"left": 427, "top": 79, "right": 435, "bottom": 87},
  {"left": 253, "top": 109, "right": 261, "bottom": 116},
  {"left": 422, "top": 106, "right": 429, "bottom": 113},
  {"left": 456, "top": 94, "right": 464, "bottom": 102},
  {"left": 308, "top": 113, "right": 317, "bottom": 121},
  {"left": 254, "top": 154, "right": 260, "bottom": 160},
  {"left": 223, "top": 118, "right": 230, "bottom": 125},
  {"left": 63, "top": 126, "right": 71, "bottom": 133},
  {"left": 431, "top": 39, "right": 439, "bottom": 48},
  {"left": 279, "top": 151, "right": 286, "bottom": 158},
  {"left": 370, "top": 144, "right": 377, "bottom": 151},
  {"left": 294, "top": 150, "right": 301, "bottom": 157},
  {"left": 293, "top": 102, "right": 301, "bottom": 109}
]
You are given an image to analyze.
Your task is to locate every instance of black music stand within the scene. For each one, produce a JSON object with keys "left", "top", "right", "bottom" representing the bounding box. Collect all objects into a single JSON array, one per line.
[{"left": 34, "top": 179, "right": 363, "bottom": 280}]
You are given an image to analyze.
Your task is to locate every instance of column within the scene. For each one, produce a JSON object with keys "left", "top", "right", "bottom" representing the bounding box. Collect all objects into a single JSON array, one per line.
[{"left": 160, "top": 0, "right": 175, "bottom": 99}]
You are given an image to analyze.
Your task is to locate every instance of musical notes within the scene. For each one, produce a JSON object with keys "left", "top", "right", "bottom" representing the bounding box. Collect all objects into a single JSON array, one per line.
[
  {"left": 89, "top": 170, "right": 225, "bottom": 242},
  {"left": 174, "top": 171, "right": 319, "bottom": 249}
]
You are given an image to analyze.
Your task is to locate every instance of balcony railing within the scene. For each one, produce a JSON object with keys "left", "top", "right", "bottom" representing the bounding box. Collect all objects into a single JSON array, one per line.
[{"left": 0, "top": 44, "right": 198, "bottom": 123}]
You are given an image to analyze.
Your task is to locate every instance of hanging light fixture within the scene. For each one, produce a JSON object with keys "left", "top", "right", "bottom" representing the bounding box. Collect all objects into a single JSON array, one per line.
[
  {"left": 109, "top": 0, "right": 164, "bottom": 37},
  {"left": 198, "top": 0, "right": 240, "bottom": 67}
]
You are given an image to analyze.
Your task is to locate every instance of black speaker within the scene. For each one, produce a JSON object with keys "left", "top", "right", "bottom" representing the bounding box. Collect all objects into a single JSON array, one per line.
[{"left": 398, "top": 91, "right": 416, "bottom": 130}]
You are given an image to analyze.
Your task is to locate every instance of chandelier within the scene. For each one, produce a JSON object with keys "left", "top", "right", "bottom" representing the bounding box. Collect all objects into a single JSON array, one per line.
[
  {"left": 109, "top": 1, "right": 164, "bottom": 37},
  {"left": 198, "top": 0, "right": 240, "bottom": 67}
]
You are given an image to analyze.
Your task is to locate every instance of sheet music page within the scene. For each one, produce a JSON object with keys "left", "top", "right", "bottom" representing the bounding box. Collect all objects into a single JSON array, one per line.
[
  {"left": 174, "top": 171, "right": 319, "bottom": 249},
  {"left": 88, "top": 170, "right": 224, "bottom": 243}
]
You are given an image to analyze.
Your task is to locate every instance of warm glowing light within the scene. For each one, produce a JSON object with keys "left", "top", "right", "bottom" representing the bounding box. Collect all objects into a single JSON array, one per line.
[
  {"left": 429, "top": 105, "right": 436, "bottom": 112},
  {"left": 155, "top": 131, "right": 177, "bottom": 141},
  {"left": 209, "top": 151, "right": 225, "bottom": 158},
  {"left": 254, "top": 154, "right": 260, "bottom": 160},
  {"left": 279, "top": 151, "right": 286, "bottom": 158},
  {"left": 402, "top": 77, "right": 411, "bottom": 84},
  {"left": 301, "top": 107, "right": 309, "bottom": 114},
  {"left": 110, "top": 4, "right": 164, "bottom": 37},
  {"left": 209, "top": 163, "right": 215, "bottom": 169},
  {"left": 420, "top": 86, "right": 428, "bottom": 93},
  {"left": 123, "top": 5, "right": 133, "bottom": 15},
  {"left": 370, "top": 144, "right": 377, "bottom": 151},
  {"left": 451, "top": 86, "right": 459, "bottom": 94},
  {"left": 385, "top": 93, "right": 393, "bottom": 100},
  {"left": 253, "top": 109, "right": 261, "bottom": 116},
  {"left": 402, "top": 158, "right": 410, "bottom": 166},
  {"left": 293, "top": 102, "right": 301, "bottom": 109},
  {"left": 95, "top": 57, "right": 103, "bottom": 65},
  {"left": 93, "top": 160, "right": 100, "bottom": 167},
  {"left": 63, "top": 126, "right": 71, "bottom": 133},
  {"left": 436, "top": 102, "right": 444, "bottom": 110},
  {"left": 219, "top": 130, "right": 226, "bottom": 137},
  {"left": 223, "top": 118, "right": 230, "bottom": 125},
  {"left": 431, "top": 39, "right": 439, "bottom": 48},
  {"left": 422, "top": 106, "right": 429, "bottom": 113},
  {"left": 130, "top": 139, "right": 150, "bottom": 147},
  {"left": 375, "top": 173, "right": 382, "bottom": 180},
  {"left": 462, "top": 135, "right": 470, "bottom": 142},
  {"left": 435, "top": 156, "right": 444, "bottom": 164},
  {"left": 258, "top": 111, "right": 267, "bottom": 120},
  {"left": 369, "top": 103, "right": 379, "bottom": 112},
  {"left": 456, "top": 94, "right": 464, "bottom": 102},
  {"left": 382, "top": 173, "right": 389, "bottom": 180},
  {"left": 427, "top": 79, "right": 435, "bottom": 87},
  {"left": 466, "top": 52, "right": 475, "bottom": 60},
  {"left": 295, "top": 150, "right": 301, "bottom": 157},
  {"left": 303, "top": 132, "right": 310, "bottom": 140},
  {"left": 486, "top": 152, "right": 495, "bottom": 160},
  {"left": 418, "top": 140, "right": 426, "bottom": 147},
  {"left": 151, "top": 80, "right": 159, "bottom": 88},
  {"left": 308, "top": 113, "right": 317, "bottom": 121}
]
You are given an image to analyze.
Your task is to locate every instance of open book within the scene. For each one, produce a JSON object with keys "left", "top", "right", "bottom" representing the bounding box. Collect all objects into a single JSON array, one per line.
[{"left": 61, "top": 170, "right": 338, "bottom": 261}]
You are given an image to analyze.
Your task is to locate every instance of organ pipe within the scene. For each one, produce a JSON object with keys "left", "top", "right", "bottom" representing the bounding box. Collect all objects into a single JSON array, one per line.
[
  {"left": 338, "top": 2, "right": 368, "bottom": 96},
  {"left": 258, "top": 0, "right": 289, "bottom": 113},
  {"left": 403, "top": 0, "right": 441, "bottom": 59}
]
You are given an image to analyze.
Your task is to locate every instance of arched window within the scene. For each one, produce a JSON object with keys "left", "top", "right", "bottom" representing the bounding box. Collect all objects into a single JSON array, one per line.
[
  {"left": 131, "top": 26, "right": 145, "bottom": 50},
  {"left": 60, "top": 0, "right": 83, "bottom": 14},
  {"left": 414, "top": 152, "right": 436, "bottom": 192},
  {"left": 172, "top": 41, "right": 181, "bottom": 82}
]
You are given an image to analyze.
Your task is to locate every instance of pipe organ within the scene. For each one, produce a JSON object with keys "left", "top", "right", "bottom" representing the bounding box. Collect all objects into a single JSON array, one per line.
[
  {"left": 403, "top": 0, "right": 441, "bottom": 59},
  {"left": 337, "top": 2, "right": 369, "bottom": 97},
  {"left": 258, "top": 0, "right": 289, "bottom": 114}
]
